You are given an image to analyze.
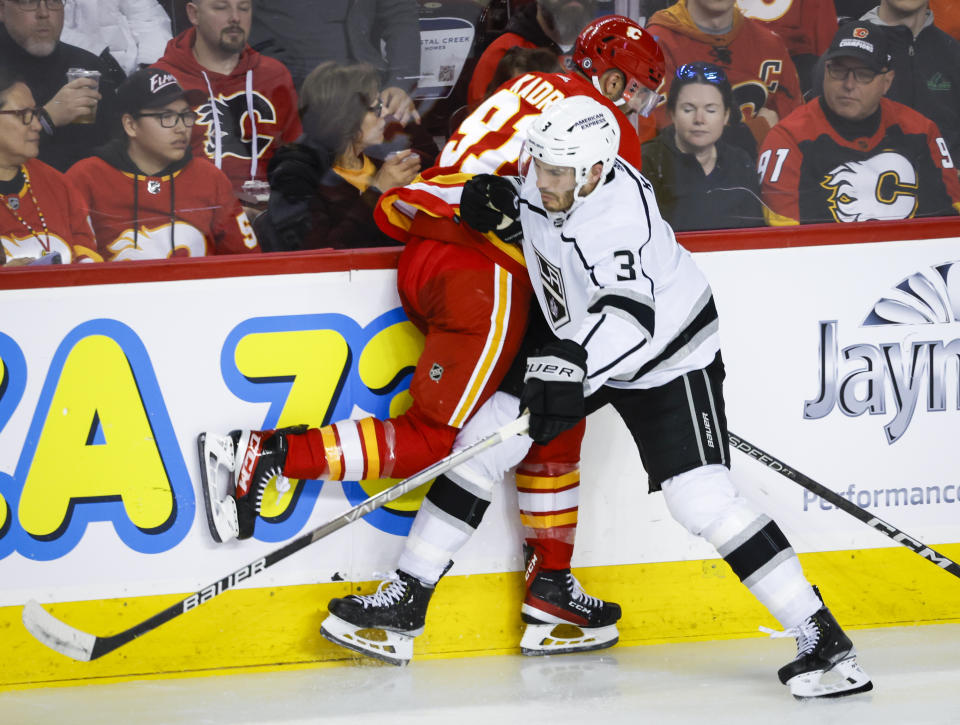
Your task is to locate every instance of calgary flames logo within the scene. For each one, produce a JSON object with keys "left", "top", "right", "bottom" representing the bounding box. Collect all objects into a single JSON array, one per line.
[
  {"left": 820, "top": 152, "right": 919, "bottom": 222},
  {"left": 853, "top": 27, "right": 869, "bottom": 38}
]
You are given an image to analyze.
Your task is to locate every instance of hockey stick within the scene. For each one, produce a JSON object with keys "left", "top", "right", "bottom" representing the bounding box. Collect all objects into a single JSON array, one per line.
[
  {"left": 22, "top": 414, "right": 530, "bottom": 662},
  {"left": 729, "top": 432, "right": 960, "bottom": 580}
]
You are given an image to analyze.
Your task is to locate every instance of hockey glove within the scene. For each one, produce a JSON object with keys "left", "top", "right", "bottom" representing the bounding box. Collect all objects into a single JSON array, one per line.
[
  {"left": 460, "top": 174, "right": 523, "bottom": 246},
  {"left": 520, "top": 340, "right": 588, "bottom": 445}
]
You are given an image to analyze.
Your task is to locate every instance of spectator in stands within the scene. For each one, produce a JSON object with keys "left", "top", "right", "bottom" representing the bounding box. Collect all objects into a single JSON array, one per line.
[
  {"left": 736, "top": 0, "right": 838, "bottom": 96},
  {"left": 641, "top": 62, "right": 762, "bottom": 230},
  {"left": 254, "top": 62, "right": 420, "bottom": 252},
  {"left": 66, "top": 68, "right": 260, "bottom": 260},
  {"left": 153, "top": 0, "right": 302, "bottom": 206},
  {"left": 61, "top": 0, "right": 172, "bottom": 76},
  {"left": 758, "top": 22, "right": 960, "bottom": 225},
  {"left": 249, "top": 0, "right": 421, "bottom": 125},
  {"left": 0, "top": 68, "right": 101, "bottom": 265},
  {"left": 468, "top": 0, "right": 596, "bottom": 109},
  {"left": 0, "top": 0, "right": 122, "bottom": 172},
  {"left": 836, "top": 0, "right": 878, "bottom": 22},
  {"left": 484, "top": 46, "right": 564, "bottom": 100},
  {"left": 646, "top": 0, "right": 803, "bottom": 147},
  {"left": 860, "top": 0, "right": 960, "bottom": 163}
]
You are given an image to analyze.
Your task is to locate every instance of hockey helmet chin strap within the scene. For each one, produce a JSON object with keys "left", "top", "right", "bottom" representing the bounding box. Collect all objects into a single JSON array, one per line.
[{"left": 592, "top": 76, "right": 659, "bottom": 117}]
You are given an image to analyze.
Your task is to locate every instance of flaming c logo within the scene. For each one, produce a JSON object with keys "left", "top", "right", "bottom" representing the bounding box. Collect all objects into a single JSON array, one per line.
[{"left": 853, "top": 27, "right": 869, "bottom": 38}]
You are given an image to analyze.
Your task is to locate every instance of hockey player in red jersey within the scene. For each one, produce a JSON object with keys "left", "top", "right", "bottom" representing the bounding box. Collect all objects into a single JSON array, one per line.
[
  {"left": 66, "top": 69, "right": 260, "bottom": 260},
  {"left": 647, "top": 0, "right": 803, "bottom": 145},
  {"left": 758, "top": 22, "right": 960, "bottom": 225},
  {"left": 198, "top": 16, "right": 665, "bottom": 660},
  {"left": 152, "top": 0, "right": 301, "bottom": 201},
  {"left": 0, "top": 72, "right": 100, "bottom": 265},
  {"left": 323, "top": 95, "right": 874, "bottom": 699}
]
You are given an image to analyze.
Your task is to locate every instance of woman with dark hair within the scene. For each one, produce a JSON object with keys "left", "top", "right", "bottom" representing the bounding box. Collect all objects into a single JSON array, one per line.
[
  {"left": 256, "top": 61, "right": 420, "bottom": 251},
  {"left": 641, "top": 62, "right": 762, "bottom": 232},
  {"left": 0, "top": 69, "right": 100, "bottom": 266}
]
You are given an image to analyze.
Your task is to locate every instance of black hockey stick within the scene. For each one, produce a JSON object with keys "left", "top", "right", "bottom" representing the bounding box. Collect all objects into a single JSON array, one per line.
[
  {"left": 22, "top": 415, "right": 530, "bottom": 662},
  {"left": 729, "top": 432, "right": 960, "bottom": 580}
]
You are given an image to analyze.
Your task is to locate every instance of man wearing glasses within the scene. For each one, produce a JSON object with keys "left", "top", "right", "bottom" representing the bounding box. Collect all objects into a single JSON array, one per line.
[
  {"left": 758, "top": 22, "right": 960, "bottom": 225},
  {"left": 65, "top": 68, "right": 260, "bottom": 260},
  {"left": 0, "top": 0, "right": 120, "bottom": 172}
]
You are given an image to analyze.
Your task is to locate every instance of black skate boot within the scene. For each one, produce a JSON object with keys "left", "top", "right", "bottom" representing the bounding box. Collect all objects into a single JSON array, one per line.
[
  {"left": 320, "top": 570, "right": 435, "bottom": 665},
  {"left": 197, "top": 427, "right": 301, "bottom": 542},
  {"left": 768, "top": 606, "right": 873, "bottom": 699},
  {"left": 520, "top": 547, "right": 621, "bottom": 655}
]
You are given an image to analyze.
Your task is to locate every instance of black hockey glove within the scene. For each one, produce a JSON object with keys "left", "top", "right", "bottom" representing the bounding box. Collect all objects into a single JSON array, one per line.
[
  {"left": 519, "top": 340, "right": 588, "bottom": 445},
  {"left": 460, "top": 174, "right": 523, "bottom": 246},
  {"left": 267, "top": 143, "right": 328, "bottom": 201}
]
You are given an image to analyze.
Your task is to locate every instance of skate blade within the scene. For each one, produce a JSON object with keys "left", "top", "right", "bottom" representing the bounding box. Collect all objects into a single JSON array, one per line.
[
  {"left": 787, "top": 656, "right": 874, "bottom": 699},
  {"left": 520, "top": 622, "right": 619, "bottom": 656},
  {"left": 320, "top": 614, "right": 413, "bottom": 666},
  {"left": 196, "top": 432, "right": 239, "bottom": 543}
]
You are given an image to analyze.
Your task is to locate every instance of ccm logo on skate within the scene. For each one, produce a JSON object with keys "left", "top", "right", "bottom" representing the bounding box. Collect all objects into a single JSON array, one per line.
[
  {"left": 183, "top": 558, "right": 266, "bottom": 611},
  {"left": 237, "top": 432, "right": 263, "bottom": 496}
]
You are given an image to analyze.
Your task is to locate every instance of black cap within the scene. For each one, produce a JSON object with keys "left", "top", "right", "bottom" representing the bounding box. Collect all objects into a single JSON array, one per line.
[
  {"left": 824, "top": 22, "right": 892, "bottom": 73},
  {"left": 116, "top": 68, "right": 203, "bottom": 116}
]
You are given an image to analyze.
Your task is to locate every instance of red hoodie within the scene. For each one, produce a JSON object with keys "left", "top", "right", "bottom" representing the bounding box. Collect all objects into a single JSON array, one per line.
[{"left": 152, "top": 28, "right": 302, "bottom": 198}]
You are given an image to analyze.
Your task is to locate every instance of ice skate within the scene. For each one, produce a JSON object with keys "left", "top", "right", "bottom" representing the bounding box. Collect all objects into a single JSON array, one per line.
[
  {"left": 763, "top": 606, "right": 873, "bottom": 699},
  {"left": 320, "top": 570, "right": 434, "bottom": 666},
  {"left": 520, "top": 554, "right": 621, "bottom": 656},
  {"left": 196, "top": 427, "right": 297, "bottom": 542}
]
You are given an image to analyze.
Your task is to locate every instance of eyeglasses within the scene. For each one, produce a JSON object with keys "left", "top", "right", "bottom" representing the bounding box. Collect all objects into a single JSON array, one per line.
[
  {"left": 368, "top": 99, "right": 383, "bottom": 117},
  {"left": 825, "top": 61, "right": 880, "bottom": 84},
  {"left": 137, "top": 110, "right": 199, "bottom": 128},
  {"left": 676, "top": 62, "right": 727, "bottom": 84},
  {"left": 0, "top": 107, "right": 42, "bottom": 125},
  {"left": 9, "top": 0, "right": 65, "bottom": 11}
]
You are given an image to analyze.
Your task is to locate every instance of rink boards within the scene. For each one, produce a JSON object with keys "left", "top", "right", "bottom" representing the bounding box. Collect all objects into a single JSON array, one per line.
[{"left": 1, "top": 221, "right": 959, "bottom": 689}]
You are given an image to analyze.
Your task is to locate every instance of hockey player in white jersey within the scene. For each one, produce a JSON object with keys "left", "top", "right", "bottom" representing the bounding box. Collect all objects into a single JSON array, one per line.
[{"left": 319, "top": 96, "right": 873, "bottom": 700}]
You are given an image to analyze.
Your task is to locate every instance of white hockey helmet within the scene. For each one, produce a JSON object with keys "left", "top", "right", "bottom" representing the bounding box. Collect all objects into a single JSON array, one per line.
[{"left": 522, "top": 96, "right": 620, "bottom": 203}]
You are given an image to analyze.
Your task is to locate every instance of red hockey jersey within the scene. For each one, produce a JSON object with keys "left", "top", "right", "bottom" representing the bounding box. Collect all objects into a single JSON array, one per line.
[
  {"left": 647, "top": 1, "right": 802, "bottom": 143},
  {"left": 1, "top": 159, "right": 100, "bottom": 264},
  {"left": 758, "top": 97, "right": 960, "bottom": 224},
  {"left": 152, "top": 29, "right": 302, "bottom": 197},
  {"left": 66, "top": 141, "right": 260, "bottom": 260},
  {"left": 376, "top": 71, "right": 645, "bottom": 277},
  {"left": 736, "top": 0, "right": 838, "bottom": 58}
]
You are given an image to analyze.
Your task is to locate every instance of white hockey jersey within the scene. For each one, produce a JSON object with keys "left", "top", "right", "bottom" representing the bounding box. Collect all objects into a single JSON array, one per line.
[{"left": 519, "top": 158, "right": 721, "bottom": 394}]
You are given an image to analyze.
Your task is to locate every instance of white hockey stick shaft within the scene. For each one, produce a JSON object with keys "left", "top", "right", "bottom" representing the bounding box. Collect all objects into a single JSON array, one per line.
[{"left": 22, "top": 414, "right": 530, "bottom": 662}]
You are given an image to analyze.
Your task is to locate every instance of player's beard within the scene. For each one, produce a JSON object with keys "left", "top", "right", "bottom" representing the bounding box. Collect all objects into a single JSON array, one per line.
[
  {"left": 539, "top": 0, "right": 595, "bottom": 48},
  {"left": 218, "top": 26, "right": 247, "bottom": 54}
]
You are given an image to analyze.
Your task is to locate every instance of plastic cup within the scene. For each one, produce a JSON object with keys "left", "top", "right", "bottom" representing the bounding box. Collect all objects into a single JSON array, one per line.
[{"left": 65, "top": 67, "right": 101, "bottom": 124}]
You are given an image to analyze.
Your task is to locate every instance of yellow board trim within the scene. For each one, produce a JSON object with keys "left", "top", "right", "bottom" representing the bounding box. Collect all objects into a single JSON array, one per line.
[{"left": 4, "top": 544, "right": 959, "bottom": 691}]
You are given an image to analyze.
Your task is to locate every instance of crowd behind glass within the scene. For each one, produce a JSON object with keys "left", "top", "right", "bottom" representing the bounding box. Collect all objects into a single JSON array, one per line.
[{"left": 1, "top": 0, "right": 958, "bottom": 266}]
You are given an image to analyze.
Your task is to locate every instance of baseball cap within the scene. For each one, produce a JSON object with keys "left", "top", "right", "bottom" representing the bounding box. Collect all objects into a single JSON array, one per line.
[
  {"left": 116, "top": 68, "right": 204, "bottom": 116},
  {"left": 823, "top": 22, "right": 892, "bottom": 72}
]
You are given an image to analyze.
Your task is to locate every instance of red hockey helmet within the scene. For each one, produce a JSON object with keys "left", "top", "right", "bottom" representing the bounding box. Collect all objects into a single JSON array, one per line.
[{"left": 573, "top": 15, "right": 665, "bottom": 110}]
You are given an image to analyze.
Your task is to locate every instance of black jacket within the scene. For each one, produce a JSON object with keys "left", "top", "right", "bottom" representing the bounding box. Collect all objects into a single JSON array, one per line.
[
  {"left": 255, "top": 142, "right": 396, "bottom": 252},
  {"left": 862, "top": 10, "right": 960, "bottom": 165},
  {"left": 641, "top": 127, "right": 763, "bottom": 231},
  {"left": 0, "top": 24, "right": 122, "bottom": 172}
]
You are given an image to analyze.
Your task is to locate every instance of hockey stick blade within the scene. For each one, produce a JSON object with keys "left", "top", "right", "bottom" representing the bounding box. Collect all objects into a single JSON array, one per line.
[
  {"left": 730, "top": 432, "right": 960, "bottom": 580},
  {"left": 22, "top": 414, "right": 530, "bottom": 661}
]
